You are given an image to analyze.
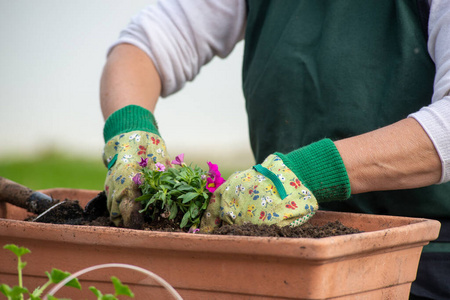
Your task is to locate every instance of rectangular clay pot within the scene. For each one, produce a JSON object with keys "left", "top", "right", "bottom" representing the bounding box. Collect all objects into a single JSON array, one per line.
[{"left": 0, "top": 188, "right": 441, "bottom": 299}]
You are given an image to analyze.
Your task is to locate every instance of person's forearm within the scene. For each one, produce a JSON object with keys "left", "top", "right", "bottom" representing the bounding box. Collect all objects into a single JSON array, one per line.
[
  {"left": 100, "top": 43, "right": 161, "bottom": 120},
  {"left": 335, "top": 117, "right": 442, "bottom": 194}
]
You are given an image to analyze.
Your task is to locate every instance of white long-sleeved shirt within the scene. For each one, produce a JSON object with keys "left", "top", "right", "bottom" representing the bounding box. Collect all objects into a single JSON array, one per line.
[{"left": 110, "top": 0, "right": 450, "bottom": 183}]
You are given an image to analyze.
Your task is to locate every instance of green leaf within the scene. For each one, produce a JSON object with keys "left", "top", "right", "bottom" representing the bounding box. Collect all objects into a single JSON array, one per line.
[
  {"left": 148, "top": 195, "right": 158, "bottom": 205},
  {"left": 165, "top": 178, "right": 177, "bottom": 186},
  {"left": 31, "top": 286, "right": 43, "bottom": 298},
  {"left": 0, "top": 284, "right": 28, "bottom": 298},
  {"left": 0, "top": 284, "right": 13, "bottom": 296},
  {"left": 180, "top": 211, "right": 191, "bottom": 228},
  {"left": 159, "top": 184, "right": 171, "bottom": 191},
  {"left": 140, "top": 195, "right": 158, "bottom": 212},
  {"left": 47, "top": 269, "right": 82, "bottom": 289},
  {"left": 180, "top": 192, "right": 199, "bottom": 204},
  {"left": 31, "top": 294, "right": 49, "bottom": 300},
  {"left": 111, "top": 276, "right": 134, "bottom": 297},
  {"left": 134, "top": 194, "right": 151, "bottom": 202},
  {"left": 3, "top": 244, "right": 31, "bottom": 258},
  {"left": 47, "top": 296, "right": 71, "bottom": 300},
  {"left": 89, "top": 286, "right": 103, "bottom": 297},
  {"left": 160, "top": 192, "right": 166, "bottom": 202},
  {"left": 168, "top": 189, "right": 181, "bottom": 196},
  {"left": 18, "top": 261, "right": 27, "bottom": 271},
  {"left": 190, "top": 205, "right": 200, "bottom": 219},
  {"left": 100, "top": 294, "right": 118, "bottom": 300},
  {"left": 176, "top": 184, "right": 194, "bottom": 192},
  {"left": 169, "top": 204, "right": 178, "bottom": 220}
]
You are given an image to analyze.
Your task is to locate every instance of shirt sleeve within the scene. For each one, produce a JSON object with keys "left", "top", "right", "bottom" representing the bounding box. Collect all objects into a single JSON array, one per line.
[
  {"left": 109, "top": 0, "right": 246, "bottom": 97},
  {"left": 409, "top": 0, "right": 450, "bottom": 183}
]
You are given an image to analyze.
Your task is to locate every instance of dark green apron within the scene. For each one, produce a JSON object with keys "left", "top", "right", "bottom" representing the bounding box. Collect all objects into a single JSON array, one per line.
[{"left": 243, "top": 1, "right": 450, "bottom": 298}]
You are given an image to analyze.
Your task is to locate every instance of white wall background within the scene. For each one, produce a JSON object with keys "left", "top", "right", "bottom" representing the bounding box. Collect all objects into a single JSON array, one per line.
[{"left": 0, "top": 1, "right": 254, "bottom": 167}]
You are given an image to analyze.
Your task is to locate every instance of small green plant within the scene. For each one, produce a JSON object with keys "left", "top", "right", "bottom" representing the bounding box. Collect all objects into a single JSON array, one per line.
[
  {"left": 88, "top": 277, "right": 134, "bottom": 300},
  {"left": 134, "top": 154, "right": 225, "bottom": 230},
  {"left": 0, "top": 244, "right": 134, "bottom": 300}
]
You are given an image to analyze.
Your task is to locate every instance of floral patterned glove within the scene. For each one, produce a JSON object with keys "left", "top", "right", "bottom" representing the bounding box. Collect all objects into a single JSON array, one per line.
[
  {"left": 200, "top": 139, "right": 351, "bottom": 233},
  {"left": 103, "top": 105, "right": 172, "bottom": 228}
]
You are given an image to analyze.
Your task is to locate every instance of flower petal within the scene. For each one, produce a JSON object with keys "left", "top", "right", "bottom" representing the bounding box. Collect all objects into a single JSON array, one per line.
[
  {"left": 138, "top": 157, "right": 148, "bottom": 168},
  {"left": 132, "top": 173, "right": 142, "bottom": 185},
  {"left": 207, "top": 161, "right": 220, "bottom": 177},
  {"left": 171, "top": 153, "right": 185, "bottom": 165},
  {"left": 155, "top": 162, "right": 166, "bottom": 172}
]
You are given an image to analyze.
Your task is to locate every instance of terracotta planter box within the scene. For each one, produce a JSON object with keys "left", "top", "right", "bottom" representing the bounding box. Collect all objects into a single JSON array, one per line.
[{"left": 0, "top": 188, "right": 440, "bottom": 299}]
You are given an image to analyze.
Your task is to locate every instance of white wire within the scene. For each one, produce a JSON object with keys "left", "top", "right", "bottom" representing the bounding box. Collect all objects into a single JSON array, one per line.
[
  {"left": 32, "top": 201, "right": 67, "bottom": 222},
  {"left": 44, "top": 263, "right": 183, "bottom": 300}
]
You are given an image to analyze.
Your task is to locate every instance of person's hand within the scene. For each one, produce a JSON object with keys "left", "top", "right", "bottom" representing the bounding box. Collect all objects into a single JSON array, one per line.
[
  {"left": 200, "top": 154, "right": 319, "bottom": 232},
  {"left": 200, "top": 139, "right": 351, "bottom": 232},
  {"left": 102, "top": 105, "right": 172, "bottom": 228}
]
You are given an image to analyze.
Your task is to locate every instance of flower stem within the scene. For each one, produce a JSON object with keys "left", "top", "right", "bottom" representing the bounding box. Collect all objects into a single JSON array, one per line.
[
  {"left": 17, "top": 256, "right": 24, "bottom": 300},
  {"left": 33, "top": 280, "right": 52, "bottom": 298}
]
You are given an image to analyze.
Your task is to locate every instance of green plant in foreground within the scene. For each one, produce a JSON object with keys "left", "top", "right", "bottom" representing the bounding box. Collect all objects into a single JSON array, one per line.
[
  {"left": 134, "top": 154, "right": 225, "bottom": 230},
  {"left": 0, "top": 244, "right": 134, "bottom": 300},
  {"left": 89, "top": 277, "right": 134, "bottom": 300}
]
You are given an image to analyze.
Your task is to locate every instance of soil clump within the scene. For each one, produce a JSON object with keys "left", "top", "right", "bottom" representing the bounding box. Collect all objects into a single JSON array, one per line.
[{"left": 30, "top": 192, "right": 361, "bottom": 238}]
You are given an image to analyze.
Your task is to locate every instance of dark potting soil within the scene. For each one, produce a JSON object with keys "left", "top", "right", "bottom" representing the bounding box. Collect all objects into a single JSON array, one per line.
[
  {"left": 30, "top": 192, "right": 361, "bottom": 238},
  {"left": 213, "top": 221, "right": 361, "bottom": 238}
]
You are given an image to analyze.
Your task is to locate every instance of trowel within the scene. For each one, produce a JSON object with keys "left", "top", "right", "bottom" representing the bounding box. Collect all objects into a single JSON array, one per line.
[
  {"left": 0, "top": 176, "right": 108, "bottom": 221},
  {"left": 0, "top": 176, "right": 57, "bottom": 214}
]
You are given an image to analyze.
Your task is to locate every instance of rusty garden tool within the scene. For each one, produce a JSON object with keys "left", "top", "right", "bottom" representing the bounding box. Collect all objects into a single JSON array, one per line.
[
  {"left": 0, "top": 176, "right": 57, "bottom": 214},
  {"left": 0, "top": 176, "right": 108, "bottom": 222}
]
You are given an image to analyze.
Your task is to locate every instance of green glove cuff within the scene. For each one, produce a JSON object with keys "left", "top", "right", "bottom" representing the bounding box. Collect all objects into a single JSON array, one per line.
[
  {"left": 103, "top": 105, "right": 160, "bottom": 143},
  {"left": 275, "top": 139, "right": 351, "bottom": 202}
]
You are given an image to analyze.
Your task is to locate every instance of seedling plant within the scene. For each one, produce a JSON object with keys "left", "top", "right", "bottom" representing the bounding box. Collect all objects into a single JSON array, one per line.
[
  {"left": 0, "top": 244, "right": 134, "bottom": 300},
  {"left": 133, "top": 154, "right": 225, "bottom": 231}
]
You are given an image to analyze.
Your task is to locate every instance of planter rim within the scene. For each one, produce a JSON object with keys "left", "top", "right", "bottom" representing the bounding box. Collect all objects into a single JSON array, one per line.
[
  {"left": 0, "top": 218, "right": 437, "bottom": 262},
  {"left": 0, "top": 187, "right": 441, "bottom": 261}
]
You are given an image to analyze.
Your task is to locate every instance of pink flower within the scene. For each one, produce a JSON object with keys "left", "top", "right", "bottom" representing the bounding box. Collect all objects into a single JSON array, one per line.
[
  {"left": 188, "top": 227, "right": 200, "bottom": 234},
  {"left": 171, "top": 153, "right": 185, "bottom": 165},
  {"left": 206, "top": 175, "right": 225, "bottom": 193},
  {"left": 138, "top": 157, "right": 148, "bottom": 168},
  {"left": 132, "top": 173, "right": 142, "bottom": 185},
  {"left": 207, "top": 161, "right": 220, "bottom": 177},
  {"left": 205, "top": 162, "right": 225, "bottom": 193},
  {"left": 155, "top": 162, "right": 166, "bottom": 172},
  {"left": 205, "top": 161, "right": 225, "bottom": 192}
]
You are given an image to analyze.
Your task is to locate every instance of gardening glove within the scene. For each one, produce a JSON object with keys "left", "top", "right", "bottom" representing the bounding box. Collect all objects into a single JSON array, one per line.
[
  {"left": 200, "top": 139, "right": 351, "bottom": 233},
  {"left": 103, "top": 105, "right": 172, "bottom": 228}
]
